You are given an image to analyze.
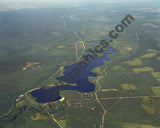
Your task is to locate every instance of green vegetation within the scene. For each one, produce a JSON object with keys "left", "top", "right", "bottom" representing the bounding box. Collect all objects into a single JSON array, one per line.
[{"left": 0, "top": 3, "right": 160, "bottom": 128}]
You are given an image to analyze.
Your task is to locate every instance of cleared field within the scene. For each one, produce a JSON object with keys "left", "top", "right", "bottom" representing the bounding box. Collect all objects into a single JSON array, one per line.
[
  {"left": 112, "top": 65, "right": 125, "bottom": 71},
  {"left": 121, "top": 84, "right": 137, "bottom": 90},
  {"left": 51, "top": 32, "right": 60, "bottom": 36},
  {"left": 147, "top": 49, "right": 160, "bottom": 53},
  {"left": 151, "top": 87, "right": 160, "bottom": 96},
  {"left": 31, "top": 113, "right": 48, "bottom": 120},
  {"left": 133, "top": 67, "right": 154, "bottom": 74},
  {"left": 58, "top": 120, "right": 67, "bottom": 128},
  {"left": 151, "top": 72, "right": 160, "bottom": 78},
  {"left": 141, "top": 97, "right": 155, "bottom": 115},
  {"left": 23, "top": 62, "right": 40, "bottom": 71},
  {"left": 101, "top": 89, "right": 119, "bottom": 92},
  {"left": 113, "top": 40, "right": 133, "bottom": 55},
  {"left": 91, "top": 67, "right": 102, "bottom": 75},
  {"left": 121, "top": 123, "right": 159, "bottom": 128},
  {"left": 151, "top": 72, "right": 160, "bottom": 82},
  {"left": 123, "top": 58, "right": 142, "bottom": 66},
  {"left": 57, "top": 45, "right": 66, "bottom": 48},
  {"left": 141, "top": 53, "right": 157, "bottom": 58},
  {"left": 157, "top": 79, "right": 160, "bottom": 82},
  {"left": 157, "top": 57, "right": 160, "bottom": 61}
]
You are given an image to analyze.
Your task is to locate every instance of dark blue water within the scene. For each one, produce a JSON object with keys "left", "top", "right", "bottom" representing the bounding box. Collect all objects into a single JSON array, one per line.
[{"left": 31, "top": 46, "right": 116, "bottom": 103}]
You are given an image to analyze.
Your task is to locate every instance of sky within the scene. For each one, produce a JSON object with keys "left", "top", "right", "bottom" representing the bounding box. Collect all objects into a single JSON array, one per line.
[
  {"left": 0, "top": 0, "right": 159, "bottom": 11},
  {"left": 0, "top": 0, "right": 157, "bottom": 3}
]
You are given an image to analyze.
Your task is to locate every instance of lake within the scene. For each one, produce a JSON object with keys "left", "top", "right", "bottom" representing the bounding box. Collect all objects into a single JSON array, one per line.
[{"left": 31, "top": 46, "right": 116, "bottom": 103}]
